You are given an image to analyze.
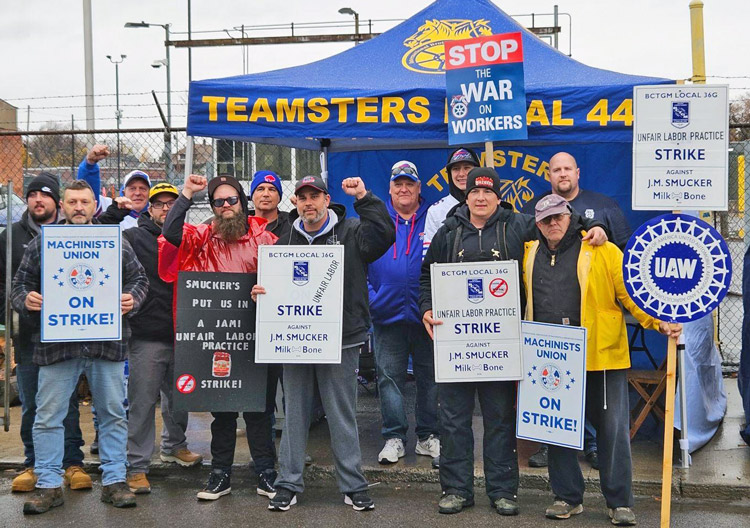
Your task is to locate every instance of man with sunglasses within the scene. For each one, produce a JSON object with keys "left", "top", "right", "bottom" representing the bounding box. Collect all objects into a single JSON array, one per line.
[
  {"left": 160, "top": 174, "right": 279, "bottom": 502},
  {"left": 522, "top": 194, "right": 680, "bottom": 526},
  {"left": 122, "top": 183, "right": 202, "bottom": 495}
]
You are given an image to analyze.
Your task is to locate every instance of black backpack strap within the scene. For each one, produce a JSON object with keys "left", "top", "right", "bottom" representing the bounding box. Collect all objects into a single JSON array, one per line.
[{"left": 449, "top": 225, "right": 463, "bottom": 263}]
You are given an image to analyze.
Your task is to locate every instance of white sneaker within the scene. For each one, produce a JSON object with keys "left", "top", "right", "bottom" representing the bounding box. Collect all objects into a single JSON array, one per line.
[
  {"left": 378, "top": 438, "right": 405, "bottom": 464},
  {"left": 415, "top": 434, "right": 440, "bottom": 458}
]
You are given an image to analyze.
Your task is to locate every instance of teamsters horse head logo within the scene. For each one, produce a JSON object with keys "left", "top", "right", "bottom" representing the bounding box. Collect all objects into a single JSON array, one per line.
[
  {"left": 402, "top": 19, "right": 493, "bottom": 74},
  {"left": 498, "top": 177, "right": 535, "bottom": 212}
]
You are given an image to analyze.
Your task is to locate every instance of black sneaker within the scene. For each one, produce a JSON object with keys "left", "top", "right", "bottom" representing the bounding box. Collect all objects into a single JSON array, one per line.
[
  {"left": 344, "top": 491, "right": 375, "bottom": 511},
  {"left": 528, "top": 445, "right": 548, "bottom": 468},
  {"left": 196, "top": 469, "right": 231, "bottom": 500},
  {"left": 585, "top": 450, "right": 600, "bottom": 470},
  {"left": 90, "top": 431, "right": 99, "bottom": 455},
  {"left": 257, "top": 469, "right": 277, "bottom": 498},
  {"left": 268, "top": 486, "right": 296, "bottom": 511}
]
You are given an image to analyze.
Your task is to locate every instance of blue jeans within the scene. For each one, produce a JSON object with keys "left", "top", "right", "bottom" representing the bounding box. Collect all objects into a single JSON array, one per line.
[
  {"left": 16, "top": 362, "right": 84, "bottom": 468},
  {"left": 584, "top": 421, "right": 598, "bottom": 455},
  {"left": 373, "top": 323, "right": 439, "bottom": 442},
  {"left": 34, "top": 359, "right": 127, "bottom": 488}
]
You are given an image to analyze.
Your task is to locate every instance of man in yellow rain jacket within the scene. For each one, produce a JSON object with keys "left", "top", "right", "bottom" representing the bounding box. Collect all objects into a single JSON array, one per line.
[{"left": 522, "top": 194, "right": 681, "bottom": 526}]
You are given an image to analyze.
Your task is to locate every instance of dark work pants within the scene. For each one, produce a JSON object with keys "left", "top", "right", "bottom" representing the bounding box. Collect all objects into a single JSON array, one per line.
[
  {"left": 438, "top": 380, "right": 518, "bottom": 502},
  {"left": 210, "top": 365, "right": 281, "bottom": 474},
  {"left": 548, "top": 369, "right": 633, "bottom": 508}
]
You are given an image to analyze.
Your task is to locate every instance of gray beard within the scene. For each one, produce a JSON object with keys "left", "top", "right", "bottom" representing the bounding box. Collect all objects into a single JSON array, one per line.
[
  {"left": 213, "top": 211, "right": 247, "bottom": 242},
  {"left": 302, "top": 208, "right": 327, "bottom": 226}
]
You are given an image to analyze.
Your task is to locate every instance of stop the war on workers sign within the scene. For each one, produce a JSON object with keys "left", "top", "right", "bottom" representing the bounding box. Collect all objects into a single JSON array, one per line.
[
  {"left": 516, "top": 321, "right": 587, "bottom": 450},
  {"left": 41, "top": 224, "right": 122, "bottom": 342},
  {"left": 430, "top": 260, "right": 523, "bottom": 382},
  {"left": 445, "top": 32, "right": 528, "bottom": 145}
]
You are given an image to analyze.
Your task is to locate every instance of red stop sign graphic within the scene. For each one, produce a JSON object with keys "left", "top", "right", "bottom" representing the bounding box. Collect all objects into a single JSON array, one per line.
[
  {"left": 176, "top": 374, "right": 196, "bottom": 394},
  {"left": 489, "top": 278, "right": 508, "bottom": 297}
]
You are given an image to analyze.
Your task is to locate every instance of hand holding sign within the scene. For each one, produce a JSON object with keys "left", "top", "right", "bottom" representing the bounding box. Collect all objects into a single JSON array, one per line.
[
  {"left": 421, "top": 309, "right": 443, "bottom": 340},
  {"left": 25, "top": 291, "right": 43, "bottom": 311},
  {"left": 121, "top": 293, "right": 134, "bottom": 314},
  {"left": 251, "top": 284, "right": 266, "bottom": 303},
  {"left": 658, "top": 322, "right": 682, "bottom": 339}
]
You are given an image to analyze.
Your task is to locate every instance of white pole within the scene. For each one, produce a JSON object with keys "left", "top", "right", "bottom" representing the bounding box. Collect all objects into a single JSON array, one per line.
[
  {"left": 184, "top": 136, "right": 195, "bottom": 181},
  {"left": 82, "top": 0, "right": 95, "bottom": 143}
]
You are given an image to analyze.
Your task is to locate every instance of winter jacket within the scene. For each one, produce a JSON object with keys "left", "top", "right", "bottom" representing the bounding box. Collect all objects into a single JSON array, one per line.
[
  {"left": 158, "top": 194, "right": 277, "bottom": 280},
  {"left": 0, "top": 210, "right": 49, "bottom": 362},
  {"left": 279, "top": 191, "right": 395, "bottom": 346},
  {"left": 522, "top": 231, "right": 660, "bottom": 371},
  {"left": 123, "top": 212, "right": 175, "bottom": 342},
  {"left": 368, "top": 197, "right": 429, "bottom": 325}
]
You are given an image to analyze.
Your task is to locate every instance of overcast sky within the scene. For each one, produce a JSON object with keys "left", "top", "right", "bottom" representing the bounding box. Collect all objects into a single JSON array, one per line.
[{"left": 1, "top": 0, "right": 747, "bottom": 131}]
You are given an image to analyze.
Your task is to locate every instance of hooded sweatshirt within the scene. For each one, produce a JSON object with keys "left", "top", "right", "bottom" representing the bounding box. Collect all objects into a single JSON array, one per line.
[{"left": 368, "top": 196, "right": 430, "bottom": 326}]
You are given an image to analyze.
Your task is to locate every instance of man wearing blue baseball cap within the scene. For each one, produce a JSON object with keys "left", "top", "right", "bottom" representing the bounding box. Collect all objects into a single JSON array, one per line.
[{"left": 368, "top": 161, "right": 440, "bottom": 466}]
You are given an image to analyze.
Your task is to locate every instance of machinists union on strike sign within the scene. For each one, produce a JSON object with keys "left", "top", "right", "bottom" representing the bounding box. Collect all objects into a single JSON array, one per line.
[{"left": 623, "top": 213, "right": 732, "bottom": 323}]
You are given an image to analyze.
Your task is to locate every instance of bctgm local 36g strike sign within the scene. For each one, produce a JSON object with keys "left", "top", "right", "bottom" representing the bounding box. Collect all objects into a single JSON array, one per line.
[
  {"left": 445, "top": 32, "right": 528, "bottom": 145},
  {"left": 255, "top": 245, "right": 344, "bottom": 364},
  {"left": 41, "top": 225, "right": 122, "bottom": 342},
  {"left": 430, "top": 261, "right": 523, "bottom": 382},
  {"left": 632, "top": 84, "right": 729, "bottom": 211}
]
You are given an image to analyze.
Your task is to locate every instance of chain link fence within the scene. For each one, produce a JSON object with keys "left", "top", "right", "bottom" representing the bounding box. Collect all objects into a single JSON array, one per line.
[
  {"left": 1, "top": 126, "right": 749, "bottom": 371},
  {"left": 0, "top": 128, "right": 321, "bottom": 227},
  {"left": 717, "top": 126, "right": 750, "bottom": 371}
]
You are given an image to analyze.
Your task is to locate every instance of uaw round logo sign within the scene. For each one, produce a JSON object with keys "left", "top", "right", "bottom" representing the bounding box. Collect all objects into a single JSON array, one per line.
[{"left": 623, "top": 213, "right": 732, "bottom": 323}]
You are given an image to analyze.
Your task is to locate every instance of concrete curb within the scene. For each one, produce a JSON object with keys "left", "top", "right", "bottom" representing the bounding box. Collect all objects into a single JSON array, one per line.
[{"left": 3, "top": 458, "right": 747, "bottom": 501}]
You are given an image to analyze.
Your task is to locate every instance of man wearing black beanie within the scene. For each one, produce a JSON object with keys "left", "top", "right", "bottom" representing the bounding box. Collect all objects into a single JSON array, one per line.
[{"left": 0, "top": 173, "right": 91, "bottom": 493}]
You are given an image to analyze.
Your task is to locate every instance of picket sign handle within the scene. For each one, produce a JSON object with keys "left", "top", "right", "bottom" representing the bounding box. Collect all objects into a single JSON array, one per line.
[
  {"left": 660, "top": 335, "right": 678, "bottom": 527},
  {"left": 485, "top": 141, "right": 494, "bottom": 168}
]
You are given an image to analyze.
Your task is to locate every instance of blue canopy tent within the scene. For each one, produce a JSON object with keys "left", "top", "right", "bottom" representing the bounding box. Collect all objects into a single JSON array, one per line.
[{"left": 187, "top": 0, "right": 725, "bottom": 451}]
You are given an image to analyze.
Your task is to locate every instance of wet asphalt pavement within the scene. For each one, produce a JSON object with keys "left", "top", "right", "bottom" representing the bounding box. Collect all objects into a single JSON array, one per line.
[{"left": 1, "top": 473, "right": 749, "bottom": 528}]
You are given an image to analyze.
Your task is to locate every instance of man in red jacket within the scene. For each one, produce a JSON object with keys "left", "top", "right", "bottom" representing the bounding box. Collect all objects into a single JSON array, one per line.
[{"left": 159, "top": 174, "right": 278, "bottom": 501}]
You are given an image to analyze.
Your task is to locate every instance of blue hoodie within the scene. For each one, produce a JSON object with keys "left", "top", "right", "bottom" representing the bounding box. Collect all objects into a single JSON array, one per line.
[{"left": 367, "top": 196, "right": 430, "bottom": 326}]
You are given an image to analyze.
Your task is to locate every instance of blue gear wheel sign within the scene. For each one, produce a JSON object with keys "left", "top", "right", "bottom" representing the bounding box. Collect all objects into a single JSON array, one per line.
[{"left": 623, "top": 213, "right": 732, "bottom": 323}]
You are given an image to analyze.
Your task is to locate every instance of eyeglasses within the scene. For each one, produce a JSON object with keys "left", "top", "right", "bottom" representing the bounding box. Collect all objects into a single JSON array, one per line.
[
  {"left": 151, "top": 200, "right": 176, "bottom": 210},
  {"left": 211, "top": 196, "right": 240, "bottom": 207},
  {"left": 391, "top": 166, "right": 417, "bottom": 176},
  {"left": 538, "top": 213, "right": 570, "bottom": 225}
]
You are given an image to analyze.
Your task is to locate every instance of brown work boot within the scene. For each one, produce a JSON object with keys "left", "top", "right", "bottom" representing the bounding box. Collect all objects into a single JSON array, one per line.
[
  {"left": 12, "top": 468, "right": 38, "bottom": 493},
  {"left": 64, "top": 465, "right": 93, "bottom": 490},
  {"left": 127, "top": 473, "right": 151, "bottom": 494},
  {"left": 101, "top": 481, "right": 136, "bottom": 508},
  {"left": 160, "top": 448, "right": 203, "bottom": 467},
  {"left": 23, "top": 487, "right": 64, "bottom": 515}
]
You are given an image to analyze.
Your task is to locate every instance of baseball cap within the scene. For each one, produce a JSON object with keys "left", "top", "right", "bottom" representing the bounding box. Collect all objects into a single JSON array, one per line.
[
  {"left": 148, "top": 182, "right": 179, "bottom": 202},
  {"left": 465, "top": 167, "right": 502, "bottom": 199},
  {"left": 390, "top": 160, "right": 419, "bottom": 182},
  {"left": 535, "top": 194, "right": 572, "bottom": 222},
  {"left": 294, "top": 175, "right": 328, "bottom": 195},
  {"left": 207, "top": 175, "right": 249, "bottom": 214},
  {"left": 446, "top": 147, "right": 480, "bottom": 171},
  {"left": 123, "top": 170, "right": 151, "bottom": 188}
]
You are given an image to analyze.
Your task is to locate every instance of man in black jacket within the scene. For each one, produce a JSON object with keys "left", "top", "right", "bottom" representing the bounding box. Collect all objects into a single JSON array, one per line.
[
  {"left": 420, "top": 168, "right": 607, "bottom": 517},
  {"left": 253, "top": 175, "right": 395, "bottom": 512},
  {"left": 0, "top": 174, "right": 90, "bottom": 493},
  {"left": 123, "top": 183, "right": 202, "bottom": 495}
]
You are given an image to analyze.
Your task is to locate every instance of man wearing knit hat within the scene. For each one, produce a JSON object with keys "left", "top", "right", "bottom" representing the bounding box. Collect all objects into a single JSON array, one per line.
[
  {"left": 420, "top": 168, "right": 609, "bottom": 516},
  {"left": 0, "top": 173, "right": 91, "bottom": 494},
  {"left": 249, "top": 170, "right": 291, "bottom": 239},
  {"left": 422, "top": 147, "right": 481, "bottom": 257},
  {"left": 159, "top": 174, "right": 279, "bottom": 501},
  {"left": 123, "top": 182, "right": 202, "bottom": 495}
]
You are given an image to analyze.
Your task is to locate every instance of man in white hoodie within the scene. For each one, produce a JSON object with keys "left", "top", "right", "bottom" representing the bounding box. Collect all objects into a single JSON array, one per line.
[{"left": 422, "top": 147, "right": 480, "bottom": 257}]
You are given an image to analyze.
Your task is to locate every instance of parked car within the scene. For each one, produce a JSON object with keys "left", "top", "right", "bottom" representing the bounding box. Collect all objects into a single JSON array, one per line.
[{"left": 0, "top": 186, "right": 26, "bottom": 233}]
